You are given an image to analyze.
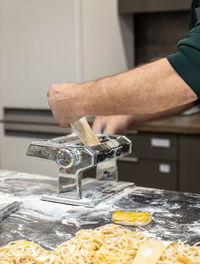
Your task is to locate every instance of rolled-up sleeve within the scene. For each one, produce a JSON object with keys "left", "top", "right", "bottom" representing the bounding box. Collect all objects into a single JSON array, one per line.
[{"left": 167, "top": 21, "right": 200, "bottom": 98}]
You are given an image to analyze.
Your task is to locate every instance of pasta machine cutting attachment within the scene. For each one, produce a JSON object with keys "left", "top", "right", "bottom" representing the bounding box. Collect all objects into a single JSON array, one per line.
[{"left": 27, "top": 134, "right": 134, "bottom": 207}]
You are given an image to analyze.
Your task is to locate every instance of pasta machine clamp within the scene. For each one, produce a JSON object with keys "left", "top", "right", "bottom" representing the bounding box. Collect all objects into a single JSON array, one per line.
[{"left": 27, "top": 134, "right": 135, "bottom": 207}]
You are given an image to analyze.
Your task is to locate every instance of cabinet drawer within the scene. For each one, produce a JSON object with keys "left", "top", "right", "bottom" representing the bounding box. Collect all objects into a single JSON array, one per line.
[
  {"left": 118, "top": 159, "right": 177, "bottom": 190},
  {"left": 127, "top": 132, "right": 177, "bottom": 161},
  {"left": 179, "top": 136, "right": 200, "bottom": 194}
]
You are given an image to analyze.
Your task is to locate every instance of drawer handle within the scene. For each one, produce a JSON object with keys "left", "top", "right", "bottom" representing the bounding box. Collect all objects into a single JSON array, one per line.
[
  {"left": 151, "top": 138, "right": 170, "bottom": 148},
  {"left": 159, "top": 164, "right": 171, "bottom": 173},
  {"left": 119, "top": 157, "right": 139, "bottom": 163}
]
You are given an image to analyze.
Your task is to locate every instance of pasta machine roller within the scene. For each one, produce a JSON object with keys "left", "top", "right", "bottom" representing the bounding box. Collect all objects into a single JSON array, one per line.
[{"left": 27, "top": 134, "right": 135, "bottom": 207}]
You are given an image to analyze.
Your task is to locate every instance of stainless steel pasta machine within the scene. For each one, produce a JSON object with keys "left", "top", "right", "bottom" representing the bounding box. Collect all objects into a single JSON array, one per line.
[{"left": 27, "top": 134, "right": 134, "bottom": 207}]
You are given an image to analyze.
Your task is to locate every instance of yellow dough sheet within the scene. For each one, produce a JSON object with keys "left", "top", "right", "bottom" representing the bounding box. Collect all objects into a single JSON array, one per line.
[{"left": 112, "top": 210, "right": 152, "bottom": 226}]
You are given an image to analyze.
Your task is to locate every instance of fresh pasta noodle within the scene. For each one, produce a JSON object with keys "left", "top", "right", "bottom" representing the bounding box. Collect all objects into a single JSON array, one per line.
[{"left": 0, "top": 224, "right": 199, "bottom": 264}]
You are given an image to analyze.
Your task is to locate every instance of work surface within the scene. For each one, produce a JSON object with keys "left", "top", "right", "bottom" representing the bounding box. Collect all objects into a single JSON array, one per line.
[
  {"left": 129, "top": 113, "right": 200, "bottom": 134},
  {"left": 0, "top": 170, "right": 199, "bottom": 249}
]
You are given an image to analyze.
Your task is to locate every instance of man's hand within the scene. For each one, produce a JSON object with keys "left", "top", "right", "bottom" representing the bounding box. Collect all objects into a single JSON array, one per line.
[
  {"left": 92, "top": 115, "right": 134, "bottom": 134},
  {"left": 92, "top": 102, "right": 196, "bottom": 135},
  {"left": 47, "top": 82, "right": 85, "bottom": 127}
]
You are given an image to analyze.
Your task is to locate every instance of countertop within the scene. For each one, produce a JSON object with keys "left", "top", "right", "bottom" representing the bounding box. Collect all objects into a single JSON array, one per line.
[
  {"left": 129, "top": 113, "right": 200, "bottom": 135},
  {"left": 0, "top": 170, "right": 199, "bottom": 249}
]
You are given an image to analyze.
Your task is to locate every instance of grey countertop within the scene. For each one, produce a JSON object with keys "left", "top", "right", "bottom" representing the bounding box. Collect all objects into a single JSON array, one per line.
[{"left": 0, "top": 170, "right": 199, "bottom": 249}]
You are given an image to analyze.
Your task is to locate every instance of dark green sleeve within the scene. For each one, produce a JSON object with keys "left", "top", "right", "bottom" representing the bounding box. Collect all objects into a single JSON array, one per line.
[
  {"left": 189, "top": 0, "right": 199, "bottom": 29},
  {"left": 167, "top": 22, "right": 200, "bottom": 98}
]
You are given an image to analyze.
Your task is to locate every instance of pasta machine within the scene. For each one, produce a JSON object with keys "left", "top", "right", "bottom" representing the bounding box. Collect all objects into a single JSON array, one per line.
[{"left": 27, "top": 134, "right": 134, "bottom": 207}]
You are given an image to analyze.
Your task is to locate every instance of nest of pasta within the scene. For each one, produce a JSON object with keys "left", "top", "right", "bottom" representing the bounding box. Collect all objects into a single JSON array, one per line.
[{"left": 0, "top": 224, "right": 199, "bottom": 264}]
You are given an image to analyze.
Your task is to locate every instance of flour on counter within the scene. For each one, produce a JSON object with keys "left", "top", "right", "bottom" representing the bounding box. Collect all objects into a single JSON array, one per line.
[{"left": 0, "top": 171, "right": 200, "bottom": 249}]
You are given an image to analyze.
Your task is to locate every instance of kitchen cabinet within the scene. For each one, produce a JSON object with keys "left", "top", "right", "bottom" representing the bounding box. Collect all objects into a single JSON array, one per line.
[
  {"left": 118, "top": 159, "right": 177, "bottom": 190},
  {"left": 179, "top": 136, "right": 200, "bottom": 193},
  {"left": 116, "top": 114, "right": 200, "bottom": 194},
  {"left": 0, "top": 135, "right": 58, "bottom": 177},
  {"left": 0, "top": 109, "right": 67, "bottom": 176},
  {"left": 119, "top": 0, "right": 190, "bottom": 14},
  {"left": 118, "top": 132, "right": 178, "bottom": 191},
  {"left": 127, "top": 132, "right": 178, "bottom": 161}
]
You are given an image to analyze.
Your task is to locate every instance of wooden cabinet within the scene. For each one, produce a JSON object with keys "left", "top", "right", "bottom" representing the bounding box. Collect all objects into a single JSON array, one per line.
[
  {"left": 117, "top": 131, "right": 200, "bottom": 193},
  {"left": 127, "top": 133, "right": 177, "bottom": 160},
  {"left": 179, "top": 136, "right": 200, "bottom": 193},
  {"left": 117, "top": 132, "right": 178, "bottom": 190},
  {"left": 118, "top": 159, "right": 177, "bottom": 190}
]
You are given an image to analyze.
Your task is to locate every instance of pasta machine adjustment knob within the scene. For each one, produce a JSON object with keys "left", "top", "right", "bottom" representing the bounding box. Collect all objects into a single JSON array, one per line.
[{"left": 57, "top": 148, "right": 80, "bottom": 169}]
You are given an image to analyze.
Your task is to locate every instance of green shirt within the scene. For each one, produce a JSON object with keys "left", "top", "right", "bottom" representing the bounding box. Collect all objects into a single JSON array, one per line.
[{"left": 167, "top": 0, "right": 200, "bottom": 98}]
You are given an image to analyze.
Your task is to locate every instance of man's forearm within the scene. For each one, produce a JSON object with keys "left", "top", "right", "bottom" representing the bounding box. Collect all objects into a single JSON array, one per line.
[
  {"left": 135, "top": 102, "right": 195, "bottom": 122},
  {"left": 48, "top": 58, "right": 198, "bottom": 127},
  {"left": 83, "top": 58, "right": 197, "bottom": 116},
  {"left": 128, "top": 102, "right": 195, "bottom": 126}
]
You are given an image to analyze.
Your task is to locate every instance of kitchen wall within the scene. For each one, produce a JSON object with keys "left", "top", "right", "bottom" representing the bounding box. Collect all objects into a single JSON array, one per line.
[{"left": 81, "top": 0, "right": 133, "bottom": 80}]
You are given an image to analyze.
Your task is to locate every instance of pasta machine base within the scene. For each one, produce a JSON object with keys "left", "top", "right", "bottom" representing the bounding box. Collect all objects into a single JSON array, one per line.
[
  {"left": 27, "top": 134, "right": 134, "bottom": 207},
  {"left": 41, "top": 178, "right": 135, "bottom": 207}
]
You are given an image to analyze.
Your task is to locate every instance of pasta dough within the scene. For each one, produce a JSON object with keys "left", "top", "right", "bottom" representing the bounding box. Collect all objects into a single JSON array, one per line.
[
  {"left": 112, "top": 210, "right": 152, "bottom": 226},
  {"left": 0, "top": 224, "right": 199, "bottom": 264},
  {"left": 132, "top": 239, "right": 169, "bottom": 264}
]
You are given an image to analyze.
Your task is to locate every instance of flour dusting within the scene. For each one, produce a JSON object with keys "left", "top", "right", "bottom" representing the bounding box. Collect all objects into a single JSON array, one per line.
[{"left": 0, "top": 171, "right": 199, "bottom": 249}]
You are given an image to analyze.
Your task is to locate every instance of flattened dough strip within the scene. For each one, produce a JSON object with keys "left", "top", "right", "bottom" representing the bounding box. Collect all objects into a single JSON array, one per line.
[
  {"left": 132, "top": 239, "right": 171, "bottom": 264},
  {"left": 70, "top": 117, "right": 100, "bottom": 146}
]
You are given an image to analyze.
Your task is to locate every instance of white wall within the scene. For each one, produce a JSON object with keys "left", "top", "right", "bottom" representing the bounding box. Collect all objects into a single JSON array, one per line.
[
  {"left": 82, "top": 0, "right": 133, "bottom": 81},
  {"left": 0, "top": 0, "right": 77, "bottom": 108}
]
